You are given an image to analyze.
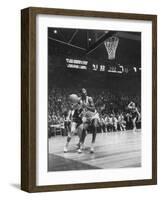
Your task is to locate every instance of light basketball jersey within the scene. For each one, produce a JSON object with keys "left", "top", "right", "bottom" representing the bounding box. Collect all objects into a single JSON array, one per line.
[{"left": 81, "top": 96, "right": 99, "bottom": 120}]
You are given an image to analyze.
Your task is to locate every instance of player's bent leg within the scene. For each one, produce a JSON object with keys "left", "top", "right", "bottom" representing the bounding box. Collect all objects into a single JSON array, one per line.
[
  {"left": 77, "top": 122, "right": 89, "bottom": 153},
  {"left": 64, "top": 136, "right": 71, "bottom": 153},
  {"left": 90, "top": 118, "right": 99, "bottom": 153},
  {"left": 64, "top": 122, "right": 77, "bottom": 153},
  {"left": 75, "top": 123, "right": 83, "bottom": 150},
  {"left": 77, "top": 123, "right": 87, "bottom": 153},
  {"left": 132, "top": 117, "right": 137, "bottom": 131},
  {"left": 80, "top": 123, "right": 88, "bottom": 144}
]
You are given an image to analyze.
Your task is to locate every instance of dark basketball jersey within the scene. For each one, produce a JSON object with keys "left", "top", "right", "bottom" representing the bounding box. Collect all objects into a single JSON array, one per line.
[
  {"left": 130, "top": 107, "right": 138, "bottom": 119},
  {"left": 72, "top": 108, "right": 83, "bottom": 124}
]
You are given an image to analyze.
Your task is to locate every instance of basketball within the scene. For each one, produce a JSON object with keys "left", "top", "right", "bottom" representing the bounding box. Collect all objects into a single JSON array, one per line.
[{"left": 69, "top": 94, "right": 79, "bottom": 103}]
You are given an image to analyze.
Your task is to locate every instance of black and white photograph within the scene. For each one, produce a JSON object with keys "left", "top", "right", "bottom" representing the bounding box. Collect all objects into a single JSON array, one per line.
[
  {"left": 48, "top": 27, "right": 141, "bottom": 172},
  {"left": 21, "top": 7, "right": 157, "bottom": 192}
]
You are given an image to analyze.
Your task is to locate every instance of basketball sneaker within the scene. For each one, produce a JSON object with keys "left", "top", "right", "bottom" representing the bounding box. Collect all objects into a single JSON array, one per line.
[
  {"left": 90, "top": 146, "right": 94, "bottom": 153},
  {"left": 63, "top": 146, "right": 68, "bottom": 153},
  {"left": 77, "top": 148, "right": 82, "bottom": 153}
]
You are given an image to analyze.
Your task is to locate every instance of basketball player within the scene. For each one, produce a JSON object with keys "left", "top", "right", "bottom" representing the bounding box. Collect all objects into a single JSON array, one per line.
[
  {"left": 128, "top": 101, "right": 140, "bottom": 131},
  {"left": 63, "top": 98, "right": 83, "bottom": 153},
  {"left": 77, "top": 88, "right": 99, "bottom": 153}
]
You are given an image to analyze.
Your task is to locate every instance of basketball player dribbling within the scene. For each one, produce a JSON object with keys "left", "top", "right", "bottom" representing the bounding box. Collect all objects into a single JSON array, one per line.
[
  {"left": 128, "top": 101, "right": 140, "bottom": 131},
  {"left": 77, "top": 88, "right": 99, "bottom": 153}
]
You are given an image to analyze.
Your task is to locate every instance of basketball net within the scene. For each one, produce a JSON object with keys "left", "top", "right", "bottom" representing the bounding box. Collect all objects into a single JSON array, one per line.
[{"left": 104, "top": 36, "right": 119, "bottom": 60}]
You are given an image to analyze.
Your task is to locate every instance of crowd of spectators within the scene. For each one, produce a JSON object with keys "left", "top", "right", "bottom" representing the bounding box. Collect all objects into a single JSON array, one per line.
[{"left": 48, "top": 87, "right": 141, "bottom": 134}]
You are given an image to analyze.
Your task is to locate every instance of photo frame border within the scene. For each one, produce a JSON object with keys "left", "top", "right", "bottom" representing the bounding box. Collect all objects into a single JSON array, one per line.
[{"left": 21, "top": 7, "right": 157, "bottom": 193}]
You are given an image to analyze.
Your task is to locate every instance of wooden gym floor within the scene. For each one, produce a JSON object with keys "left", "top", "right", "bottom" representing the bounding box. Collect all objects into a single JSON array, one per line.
[{"left": 48, "top": 129, "right": 141, "bottom": 171}]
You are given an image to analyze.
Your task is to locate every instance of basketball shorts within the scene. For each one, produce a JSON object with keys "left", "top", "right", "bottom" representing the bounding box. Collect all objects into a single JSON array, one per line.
[
  {"left": 82, "top": 111, "right": 99, "bottom": 124},
  {"left": 131, "top": 112, "right": 138, "bottom": 119}
]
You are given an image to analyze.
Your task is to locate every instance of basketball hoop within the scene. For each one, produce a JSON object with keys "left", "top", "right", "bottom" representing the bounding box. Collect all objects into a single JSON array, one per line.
[{"left": 104, "top": 36, "right": 119, "bottom": 60}]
